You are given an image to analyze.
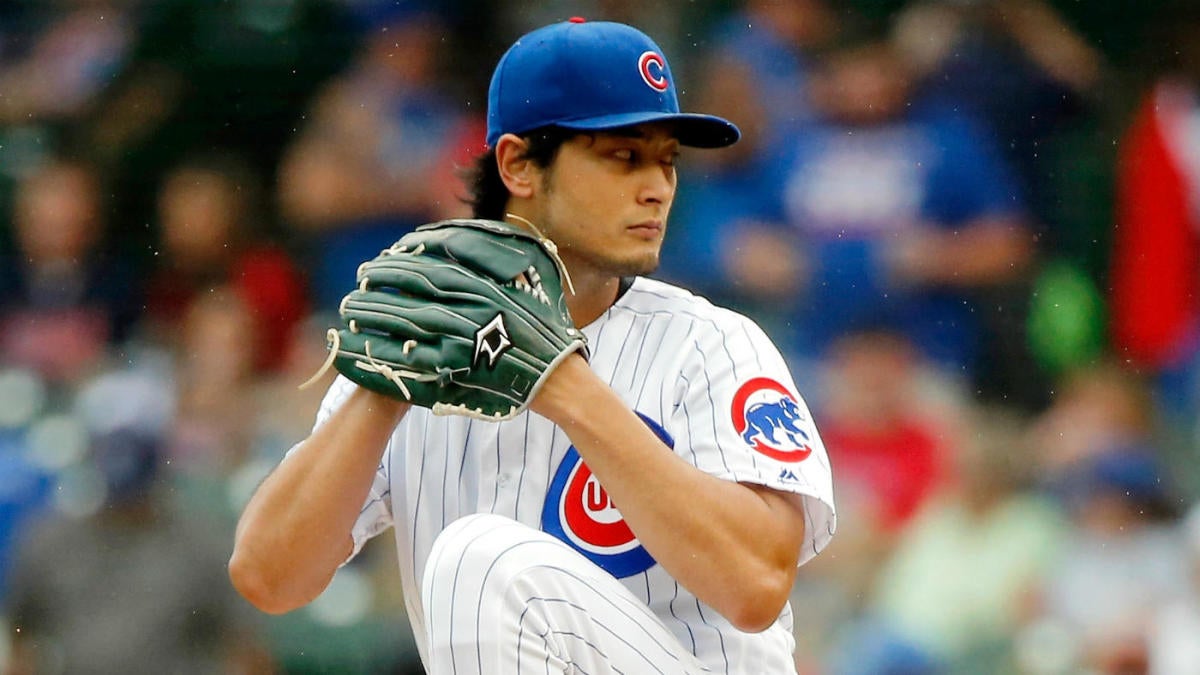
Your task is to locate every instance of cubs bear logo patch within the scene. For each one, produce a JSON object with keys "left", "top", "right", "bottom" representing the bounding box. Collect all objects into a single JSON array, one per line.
[
  {"left": 731, "top": 377, "right": 813, "bottom": 462},
  {"left": 541, "top": 412, "right": 670, "bottom": 578}
]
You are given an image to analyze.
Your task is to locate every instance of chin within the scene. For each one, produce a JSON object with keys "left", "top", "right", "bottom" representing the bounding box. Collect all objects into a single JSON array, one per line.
[
  {"left": 606, "top": 249, "right": 660, "bottom": 276},
  {"left": 582, "top": 246, "right": 660, "bottom": 278}
]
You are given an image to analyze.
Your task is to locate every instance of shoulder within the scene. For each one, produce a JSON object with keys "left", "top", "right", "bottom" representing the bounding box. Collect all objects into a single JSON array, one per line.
[
  {"left": 614, "top": 278, "right": 777, "bottom": 347},
  {"left": 618, "top": 278, "right": 747, "bottom": 321}
]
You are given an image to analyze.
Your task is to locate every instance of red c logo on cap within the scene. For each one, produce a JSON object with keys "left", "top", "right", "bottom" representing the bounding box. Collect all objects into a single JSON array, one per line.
[{"left": 638, "top": 51, "right": 668, "bottom": 92}]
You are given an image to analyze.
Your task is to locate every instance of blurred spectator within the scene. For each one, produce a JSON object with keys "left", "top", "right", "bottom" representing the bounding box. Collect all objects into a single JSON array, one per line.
[
  {"left": 788, "top": 327, "right": 964, "bottom": 673},
  {"left": 140, "top": 151, "right": 308, "bottom": 373},
  {"left": 1025, "top": 360, "right": 1157, "bottom": 476},
  {"left": 0, "top": 448, "right": 49, "bottom": 604},
  {"left": 250, "top": 313, "right": 340, "bottom": 460},
  {"left": 4, "top": 368, "right": 273, "bottom": 675},
  {"left": 155, "top": 294, "right": 426, "bottom": 671},
  {"left": 0, "top": 0, "right": 138, "bottom": 239},
  {"left": 721, "top": 38, "right": 1034, "bottom": 382},
  {"left": 1019, "top": 445, "right": 1187, "bottom": 675},
  {"left": 167, "top": 288, "right": 262, "bottom": 481},
  {"left": 0, "top": 370, "right": 54, "bottom": 604},
  {"left": 1109, "top": 6, "right": 1200, "bottom": 420},
  {"left": 500, "top": 0, "right": 716, "bottom": 72},
  {"left": 1148, "top": 502, "right": 1200, "bottom": 674},
  {"left": 0, "top": 156, "right": 138, "bottom": 385},
  {"left": 892, "top": 0, "right": 1106, "bottom": 409},
  {"left": 1018, "top": 361, "right": 1180, "bottom": 674},
  {"left": 0, "top": 0, "right": 137, "bottom": 128},
  {"left": 639, "top": 55, "right": 760, "bottom": 318},
  {"left": 891, "top": 0, "right": 1101, "bottom": 213},
  {"left": 277, "top": 2, "right": 483, "bottom": 308},
  {"left": 75, "top": 0, "right": 357, "bottom": 270},
  {"left": 816, "top": 328, "right": 960, "bottom": 537},
  {"left": 701, "top": 0, "right": 840, "bottom": 141},
  {"left": 860, "top": 407, "right": 1067, "bottom": 673},
  {"left": 660, "top": 0, "right": 841, "bottom": 340}
]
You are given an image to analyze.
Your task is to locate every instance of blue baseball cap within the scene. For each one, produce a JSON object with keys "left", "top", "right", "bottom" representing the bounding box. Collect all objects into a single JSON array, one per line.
[{"left": 486, "top": 18, "right": 740, "bottom": 149}]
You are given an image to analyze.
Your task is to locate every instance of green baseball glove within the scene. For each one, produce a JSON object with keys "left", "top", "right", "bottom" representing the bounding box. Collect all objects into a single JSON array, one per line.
[{"left": 322, "top": 219, "right": 587, "bottom": 421}]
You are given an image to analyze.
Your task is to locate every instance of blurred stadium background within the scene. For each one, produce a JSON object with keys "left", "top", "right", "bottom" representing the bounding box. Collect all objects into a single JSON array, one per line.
[{"left": 1, "top": 1, "right": 1199, "bottom": 673}]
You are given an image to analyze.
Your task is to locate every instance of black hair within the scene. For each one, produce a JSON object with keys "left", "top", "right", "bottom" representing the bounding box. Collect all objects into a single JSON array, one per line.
[{"left": 463, "top": 126, "right": 579, "bottom": 220}]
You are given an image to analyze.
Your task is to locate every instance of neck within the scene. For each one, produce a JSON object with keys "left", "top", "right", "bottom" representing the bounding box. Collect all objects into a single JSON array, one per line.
[
  {"left": 564, "top": 272, "right": 622, "bottom": 327},
  {"left": 503, "top": 210, "right": 621, "bottom": 328}
]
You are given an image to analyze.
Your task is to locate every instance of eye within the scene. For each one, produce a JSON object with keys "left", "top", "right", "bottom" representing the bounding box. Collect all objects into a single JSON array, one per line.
[
  {"left": 612, "top": 148, "right": 635, "bottom": 163},
  {"left": 662, "top": 151, "right": 681, "bottom": 168}
]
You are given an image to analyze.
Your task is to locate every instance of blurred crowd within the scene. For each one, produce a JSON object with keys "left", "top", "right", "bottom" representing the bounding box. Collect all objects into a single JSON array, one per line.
[{"left": 0, "top": 0, "right": 1198, "bottom": 673}]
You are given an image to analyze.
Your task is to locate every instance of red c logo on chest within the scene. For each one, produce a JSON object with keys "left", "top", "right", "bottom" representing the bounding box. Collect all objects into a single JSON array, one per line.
[
  {"left": 560, "top": 463, "right": 635, "bottom": 549},
  {"left": 541, "top": 412, "right": 670, "bottom": 578}
]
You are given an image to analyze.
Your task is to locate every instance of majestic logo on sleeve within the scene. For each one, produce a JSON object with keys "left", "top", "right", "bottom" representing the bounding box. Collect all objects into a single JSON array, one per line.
[
  {"left": 731, "top": 377, "right": 813, "bottom": 462},
  {"left": 541, "top": 412, "right": 670, "bottom": 578},
  {"left": 638, "top": 51, "right": 669, "bottom": 92},
  {"left": 473, "top": 313, "right": 512, "bottom": 368}
]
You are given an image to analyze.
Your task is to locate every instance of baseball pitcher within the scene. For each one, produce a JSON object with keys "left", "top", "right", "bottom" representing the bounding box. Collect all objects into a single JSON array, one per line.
[{"left": 230, "top": 18, "right": 837, "bottom": 674}]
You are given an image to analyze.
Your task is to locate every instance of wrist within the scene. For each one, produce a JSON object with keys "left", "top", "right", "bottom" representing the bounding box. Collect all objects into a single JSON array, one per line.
[
  {"left": 530, "top": 353, "right": 594, "bottom": 425},
  {"left": 351, "top": 387, "right": 412, "bottom": 424}
]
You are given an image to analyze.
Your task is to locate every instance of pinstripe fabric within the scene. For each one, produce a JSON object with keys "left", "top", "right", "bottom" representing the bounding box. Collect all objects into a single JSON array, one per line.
[
  {"left": 422, "top": 513, "right": 710, "bottom": 674},
  {"left": 309, "top": 277, "right": 837, "bottom": 673}
]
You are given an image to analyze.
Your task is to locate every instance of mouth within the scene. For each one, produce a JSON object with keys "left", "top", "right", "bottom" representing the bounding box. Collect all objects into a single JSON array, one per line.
[{"left": 627, "top": 220, "right": 664, "bottom": 239}]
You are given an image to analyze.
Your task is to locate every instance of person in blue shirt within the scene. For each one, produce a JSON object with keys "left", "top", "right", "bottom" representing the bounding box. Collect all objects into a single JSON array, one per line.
[{"left": 714, "top": 39, "right": 1034, "bottom": 381}]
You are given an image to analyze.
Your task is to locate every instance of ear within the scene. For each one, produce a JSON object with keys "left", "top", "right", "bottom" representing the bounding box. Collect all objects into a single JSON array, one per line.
[{"left": 495, "top": 134, "right": 537, "bottom": 200}]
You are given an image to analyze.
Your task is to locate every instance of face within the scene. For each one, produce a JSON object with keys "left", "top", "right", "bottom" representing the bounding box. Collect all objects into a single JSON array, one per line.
[
  {"left": 811, "top": 45, "right": 910, "bottom": 125},
  {"left": 530, "top": 125, "right": 680, "bottom": 278},
  {"left": 159, "top": 168, "right": 240, "bottom": 265},
  {"left": 15, "top": 163, "right": 101, "bottom": 263}
]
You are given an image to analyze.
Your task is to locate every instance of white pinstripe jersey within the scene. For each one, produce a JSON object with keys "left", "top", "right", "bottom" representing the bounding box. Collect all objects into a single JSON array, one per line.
[{"left": 312, "top": 276, "right": 837, "bottom": 672}]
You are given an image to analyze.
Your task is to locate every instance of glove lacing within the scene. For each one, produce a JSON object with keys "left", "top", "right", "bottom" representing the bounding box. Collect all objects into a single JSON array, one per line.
[
  {"left": 298, "top": 328, "right": 435, "bottom": 397},
  {"left": 505, "top": 212, "right": 575, "bottom": 296}
]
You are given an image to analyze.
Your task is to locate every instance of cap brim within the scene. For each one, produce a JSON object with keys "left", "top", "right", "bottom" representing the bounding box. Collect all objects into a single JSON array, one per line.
[{"left": 557, "top": 111, "right": 740, "bottom": 148}]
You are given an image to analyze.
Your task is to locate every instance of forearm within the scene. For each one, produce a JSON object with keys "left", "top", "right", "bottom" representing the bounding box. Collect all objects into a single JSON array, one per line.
[
  {"left": 898, "top": 217, "right": 1034, "bottom": 287},
  {"left": 533, "top": 358, "right": 806, "bottom": 631},
  {"left": 229, "top": 388, "right": 408, "bottom": 613},
  {"left": 941, "top": 218, "right": 1035, "bottom": 284}
]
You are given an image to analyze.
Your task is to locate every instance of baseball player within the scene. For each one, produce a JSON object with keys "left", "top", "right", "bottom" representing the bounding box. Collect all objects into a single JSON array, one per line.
[{"left": 230, "top": 18, "right": 836, "bottom": 674}]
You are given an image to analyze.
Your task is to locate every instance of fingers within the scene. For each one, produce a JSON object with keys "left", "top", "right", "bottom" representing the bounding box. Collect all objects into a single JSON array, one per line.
[
  {"left": 359, "top": 257, "right": 511, "bottom": 302},
  {"left": 340, "top": 290, "right": 478, "bottom": 338}
]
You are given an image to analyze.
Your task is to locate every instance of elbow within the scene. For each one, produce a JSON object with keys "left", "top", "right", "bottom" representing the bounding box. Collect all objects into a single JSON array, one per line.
[
  {"left": 724, "top": 568, "right": 795, "bottom": 633},
  {"left": 727, "top": 598, "right": 788, "bottom": 634},
  {"left": 228, "top": 548, "right": 307, "bottom": 616}
]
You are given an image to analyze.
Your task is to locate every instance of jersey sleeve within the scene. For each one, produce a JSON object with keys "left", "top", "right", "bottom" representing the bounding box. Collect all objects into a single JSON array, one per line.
[
  {"left": 286, "top": 375, "right": 395, "bottom": 563},
  {"left": 666, "top": 313, "right": 836, "bottom": 565}
]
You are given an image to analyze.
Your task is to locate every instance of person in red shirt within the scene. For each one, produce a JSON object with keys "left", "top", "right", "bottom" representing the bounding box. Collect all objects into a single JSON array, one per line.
[
  {"left": 816, "top": 328, "right": 957, "bottom": 534},
  {"left": 142, "top": 151, "right": 307, "bottom": 372}
]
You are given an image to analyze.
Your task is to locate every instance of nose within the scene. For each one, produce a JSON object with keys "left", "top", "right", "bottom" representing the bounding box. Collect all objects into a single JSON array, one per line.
[{"left": 637, "top": 165, "right": 675, "bottom": 206}]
